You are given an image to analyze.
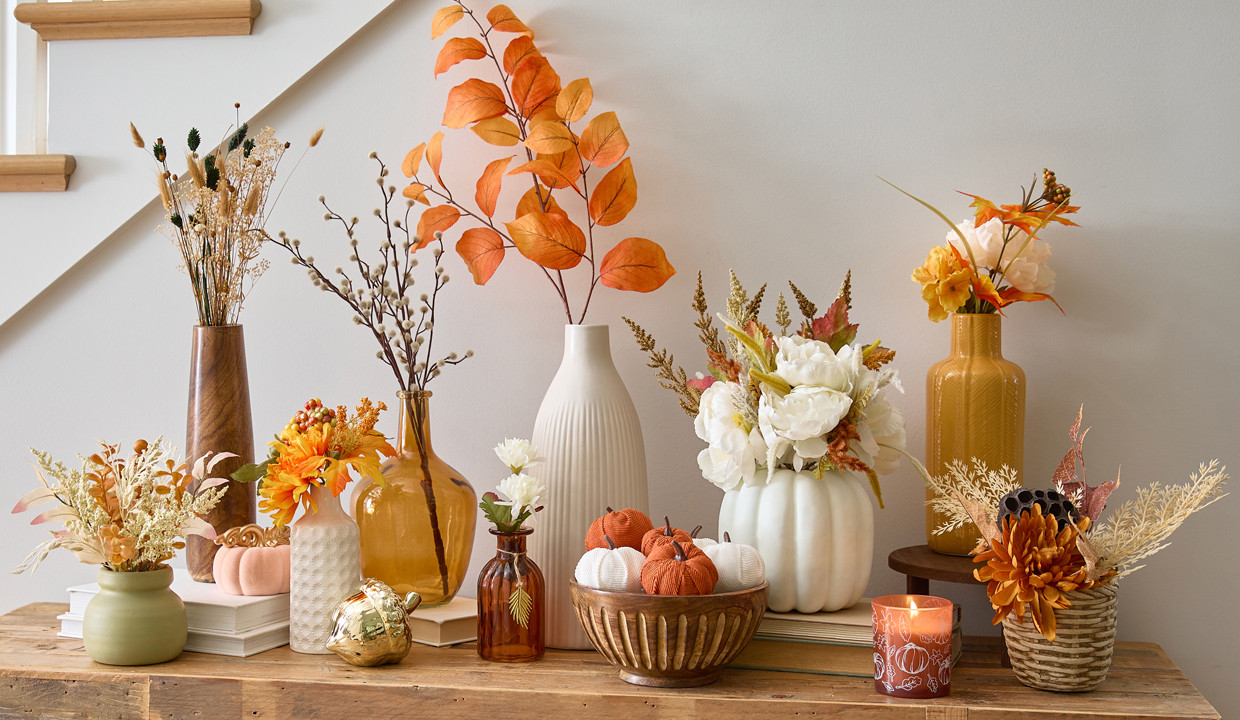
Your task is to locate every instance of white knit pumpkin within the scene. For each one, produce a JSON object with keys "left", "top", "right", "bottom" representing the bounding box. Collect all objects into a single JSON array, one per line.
[
  {"left": 574, "top": 544, "right": 645, "bottom": 593},
  {"left": 692, "top": 536, "right": 718, "bottom": 549},
  {"left": 702, "top": 534, "right": 766, "bottom": 593}
]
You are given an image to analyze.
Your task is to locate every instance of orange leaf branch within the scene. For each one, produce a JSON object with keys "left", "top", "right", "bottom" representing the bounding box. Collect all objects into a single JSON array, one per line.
[{"left": 421, "top": 1, "right": 673, "bottom": 323}]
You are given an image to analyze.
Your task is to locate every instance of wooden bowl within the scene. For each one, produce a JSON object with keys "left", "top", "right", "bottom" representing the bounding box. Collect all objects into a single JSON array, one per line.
[{"left": 569, "top": 579, "right": 770, "bottom": 687}]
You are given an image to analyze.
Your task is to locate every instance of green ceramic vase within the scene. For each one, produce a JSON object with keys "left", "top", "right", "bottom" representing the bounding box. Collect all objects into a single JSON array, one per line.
[{"left": 83, "top": 566, "right": 187, "bottom": 665}]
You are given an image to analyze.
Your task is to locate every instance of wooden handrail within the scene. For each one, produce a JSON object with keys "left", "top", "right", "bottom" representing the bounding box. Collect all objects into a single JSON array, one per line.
[
  {"left": 0, "top": 154, "right": 76, "bottom": 192},
  {"left": 14, "top": 0, "right": 262, "bottom": 41}
]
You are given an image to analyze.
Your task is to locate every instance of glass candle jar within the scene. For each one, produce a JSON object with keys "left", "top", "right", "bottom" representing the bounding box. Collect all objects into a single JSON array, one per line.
[{"left": 872, "top": 594, "right": 953, "bottom": 698}]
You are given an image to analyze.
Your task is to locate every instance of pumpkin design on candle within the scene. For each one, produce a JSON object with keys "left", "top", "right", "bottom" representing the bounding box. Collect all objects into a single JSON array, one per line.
[
  {"left": 872, "top": 595, "right": 953, "bottom": 699},
  {"left": 640, "top": 516, "right": 692, "bottom": 555},
  {"left": 574, "top": 535, "right": 645, "bottom": 593},
  {"left": 584, "top": 507, "right": 654, "bottom": 551},
  {"left": 701, "top": 532, "right": 766, "bottom": 593},
  {"left": 640, "top": 540, "right": 718, "bottom": 595}
]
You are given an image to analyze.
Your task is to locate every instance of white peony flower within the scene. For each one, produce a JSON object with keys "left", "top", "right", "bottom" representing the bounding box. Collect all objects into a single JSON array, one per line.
[
  {"left": 496, "top": 473, "right": 547, "bottom": 515},
  {"left": 694, "top": 382, "right": 767, "bottom": 490},
  {"left": 697, "top": 426, "right": 768, "bottom": 491},
  {"left": 771, "top": 336, "right": 861, "bottom": 392},
  {"left": 758, "top": 385, "right": 852, "bottom": 469},
  {"left": 852, "top": 392, "right": 907, "bottom": 476},
  {"left": 493, "top": 438, "right": 544, "bottom": 474},
  {"left": 947, "top": 217, "right": 1055, "bottom": 294}
]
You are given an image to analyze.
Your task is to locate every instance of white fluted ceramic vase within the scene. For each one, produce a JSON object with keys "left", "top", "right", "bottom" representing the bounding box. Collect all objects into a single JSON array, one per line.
[
  {"left": 718, "top": 467, "right": 873, "bottom": 613},
  {"left": 529, "top": 324, "right": 649, "bottom": 649},
  {"left": 290, "top": 485, "right": 361, "bottom": 654}
]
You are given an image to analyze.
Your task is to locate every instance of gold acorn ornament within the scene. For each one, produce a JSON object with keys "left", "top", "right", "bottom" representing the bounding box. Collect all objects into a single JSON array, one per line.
[{"left": 326, "top": 579, "right": 422, "bottom": 666}]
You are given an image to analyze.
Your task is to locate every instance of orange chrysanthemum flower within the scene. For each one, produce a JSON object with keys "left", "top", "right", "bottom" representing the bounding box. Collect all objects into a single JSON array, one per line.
[
  {"left": 973, "top": 505, "right": 1101, "bottom": 641},
  {"left": 257, "top": 399, "right": 396, "bottom": 526}
]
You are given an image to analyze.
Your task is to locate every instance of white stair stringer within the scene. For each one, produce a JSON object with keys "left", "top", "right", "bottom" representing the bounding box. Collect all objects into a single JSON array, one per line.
[{"left": 0, "top": 0, "right": 401, "bottom": 328}]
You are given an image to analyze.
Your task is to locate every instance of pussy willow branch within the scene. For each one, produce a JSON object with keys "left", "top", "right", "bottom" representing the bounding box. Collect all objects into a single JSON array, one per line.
[{"left": 269, "top": 155, "right": 472, "bottom": 394}]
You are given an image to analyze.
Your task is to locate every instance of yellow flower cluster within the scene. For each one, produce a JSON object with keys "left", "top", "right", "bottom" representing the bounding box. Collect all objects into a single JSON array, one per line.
[{"left": 911, "top": 246, "right": 974, "bottom": 322}]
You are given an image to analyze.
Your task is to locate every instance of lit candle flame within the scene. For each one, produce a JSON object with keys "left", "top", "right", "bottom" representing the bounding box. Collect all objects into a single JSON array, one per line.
[{"left": 910, "top": 599, "right": 919, "bottom": 618}]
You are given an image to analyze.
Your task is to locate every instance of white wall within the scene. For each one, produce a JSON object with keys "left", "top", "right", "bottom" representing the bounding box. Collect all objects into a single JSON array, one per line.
[{"left": 2, "top": 0, "right": 1238, "bottom": 714}]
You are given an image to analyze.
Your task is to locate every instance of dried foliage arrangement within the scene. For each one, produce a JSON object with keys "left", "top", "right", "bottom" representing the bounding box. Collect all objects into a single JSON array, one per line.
[
  {"left": 626, "top": 271, "right": 905, "bottom": 504},
  {"left": 132, "top": 106, "right": 319, "bottom": 326},
  {"left": 13, "top": 439, "right": 231, "bottom": 573},
  {"left": 233, "top": 398, "right": 396, "bottom": 527},
  {"left": 884, "top": 169, "right": 1079, "bottom": 321},
  {"left": 401, "top": 1, "right": 675, "bottom": 323},
  {"left": 908, "top": 407, "right": 1228, "bottom": 640}
]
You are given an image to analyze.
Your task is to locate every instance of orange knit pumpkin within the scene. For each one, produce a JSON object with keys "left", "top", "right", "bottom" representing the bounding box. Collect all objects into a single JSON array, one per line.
[
  {"left": 584, "top": 507, "right": 654, "bottom": 551},
  {"left": 640, "top": 516, "right": 693, "bottom": 555},
  {"left": 640, "top": 540, "right": 718, "bottom": 595}
]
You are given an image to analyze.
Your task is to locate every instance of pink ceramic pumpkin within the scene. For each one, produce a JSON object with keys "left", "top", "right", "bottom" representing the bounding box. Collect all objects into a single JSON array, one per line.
[{"left": 212, "top": 525, "right": 291, "bottom": 596}]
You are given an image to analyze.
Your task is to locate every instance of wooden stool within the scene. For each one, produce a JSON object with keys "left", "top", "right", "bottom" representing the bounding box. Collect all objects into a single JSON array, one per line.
[{"left": 887, "top": 544, "right": 1010, "bottom": 667}]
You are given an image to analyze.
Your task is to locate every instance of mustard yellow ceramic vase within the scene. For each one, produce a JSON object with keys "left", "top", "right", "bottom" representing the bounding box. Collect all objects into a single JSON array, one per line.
[
  {"left": 353, "top": 391, "right": 476, "bottom": 606},
  {"left": 925, "top": 313, "right": 1025, "bottom": 555}
]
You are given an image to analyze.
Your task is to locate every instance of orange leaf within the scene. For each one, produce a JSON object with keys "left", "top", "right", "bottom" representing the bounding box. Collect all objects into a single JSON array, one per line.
[
  {"left": 517, "top": 183, "right": 563, "bottom": 217},
  {"left": 539, "top": 149, "right": 582, "bottom": 190},
  {"left": 511, "top": 57, "right": 560, "bottom": 119},
  {"left": 505, "top": 211, "right": 585, "bottom": 270},
  {"left": 402, "top": 182, "right": 430, "bottom": 205},
  {"left": 456, "top": 227, "right": 506, "bottom": 285},
  {"left": 588, "top": 157, "right": 637, "bottom": 226},
  {"left": 509, "top": 157, "right": 580, "bottom": 192},
  {"left": 401, "top": 143, "right": 425, "bottom": 178},
  {"left": 502, "top": 36, "right": 541, "bottom": 74},
  {"left": 997, "top": 287, "right": 1065, "bottom": 313},
  {"left": 579, "top": 111, "right": 628, "bottom": 167},
  {"left": 415, "top": 205, "right": 461, "bottom": 249},
  {"left": 475, "top": 156, "right": 514, "bottom": 218},
  {"left": 599, "top": 238, "right": 675, "bottom": 292},
  {"left": 426, "top": 131, "right": 445, "bottom": 184},
  {"left": 486, "top": 4, "right": 534, "bottom": 37},
  {"left": 443, "top": 78, "right": 509, "bottom": 129},
  {"left": 556, "top": 78, "right": 593, "bottom": 123},
  {"left": 524, "top": 120, "right": 575, "bottom": 155},
  {"left": 471, "top": 116, "right": 521, "bottom": 146},
  {"left": 434, "top": 37, "right": 487, "bottom": 77},
  {"left": 431, "top": 5, "right": 464, "bottom": 39},
  {"left": 528, "top": 104, "right": 562, "bottom": 125}
]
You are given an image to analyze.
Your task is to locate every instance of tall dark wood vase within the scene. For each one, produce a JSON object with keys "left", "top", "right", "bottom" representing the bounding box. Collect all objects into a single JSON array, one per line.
[{"left": 185, "top": 324, "right": 256, "bottom": 582}]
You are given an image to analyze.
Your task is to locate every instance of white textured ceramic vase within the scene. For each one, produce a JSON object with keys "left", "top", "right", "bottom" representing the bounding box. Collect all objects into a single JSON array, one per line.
[
  {"left": 529, "top": 324, "right": 649, "bottom": 649},
  {"left": 290, "top": 485, "right": 361, "bottom": 654},
  {"left": 718, "top": 467, "right": 873, "bottom": 613}
]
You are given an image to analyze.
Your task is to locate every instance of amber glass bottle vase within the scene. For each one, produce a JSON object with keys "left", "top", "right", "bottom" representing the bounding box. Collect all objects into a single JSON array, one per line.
[
  {"left": 925, "top": 313, "right": 1025, "bottom": 555},
  {"left": 354, "top": 391, "right": 476, "bottom": 606},
  {"left": 477, "top": 528, "right": 545, "bottom": 662}
]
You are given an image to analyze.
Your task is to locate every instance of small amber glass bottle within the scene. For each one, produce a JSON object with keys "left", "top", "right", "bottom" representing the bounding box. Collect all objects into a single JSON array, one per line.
[{"left": 477, "top": 528, "right": 545, "bottom": 662}]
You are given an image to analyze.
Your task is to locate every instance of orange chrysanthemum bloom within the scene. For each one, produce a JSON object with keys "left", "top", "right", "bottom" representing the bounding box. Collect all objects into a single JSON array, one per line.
[
  {"left": 258, "top": 399, "right": 395, "bottom": 526},
  {"left": 973, "top": 505, "right": 1101, "bottom": 641}
]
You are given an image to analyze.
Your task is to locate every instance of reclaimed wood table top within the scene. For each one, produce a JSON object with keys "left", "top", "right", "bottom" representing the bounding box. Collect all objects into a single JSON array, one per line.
[{"left": 0, "top": 603, "right": 1220, "bottom": 719}]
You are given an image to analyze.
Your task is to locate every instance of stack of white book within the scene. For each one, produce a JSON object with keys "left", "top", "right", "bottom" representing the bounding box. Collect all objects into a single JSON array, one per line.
[{"left": 58, "top": 569, "right": 290, "bottom": 657}]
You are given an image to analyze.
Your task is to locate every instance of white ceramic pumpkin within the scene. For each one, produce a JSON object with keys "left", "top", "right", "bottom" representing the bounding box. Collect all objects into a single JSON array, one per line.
[
  {"left": 718, "top": 467, "right": 873, "bottom": 613},
  {"left": 573, "top": 541, "right": 645, "bottom": 593},
  {"left": 701, "top": 533, "right": 766, "bottom": 593}
]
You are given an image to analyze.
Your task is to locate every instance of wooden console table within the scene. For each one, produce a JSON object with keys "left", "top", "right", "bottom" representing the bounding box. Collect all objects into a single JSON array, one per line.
[{"left": 0, "top": 603, "right": 1220, "bottom": 719}]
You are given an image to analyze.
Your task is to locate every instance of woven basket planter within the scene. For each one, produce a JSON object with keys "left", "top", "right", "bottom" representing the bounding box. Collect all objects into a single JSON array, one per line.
[{"left": 1001, "top": 583, "right": 1118, "bottom": 692}]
